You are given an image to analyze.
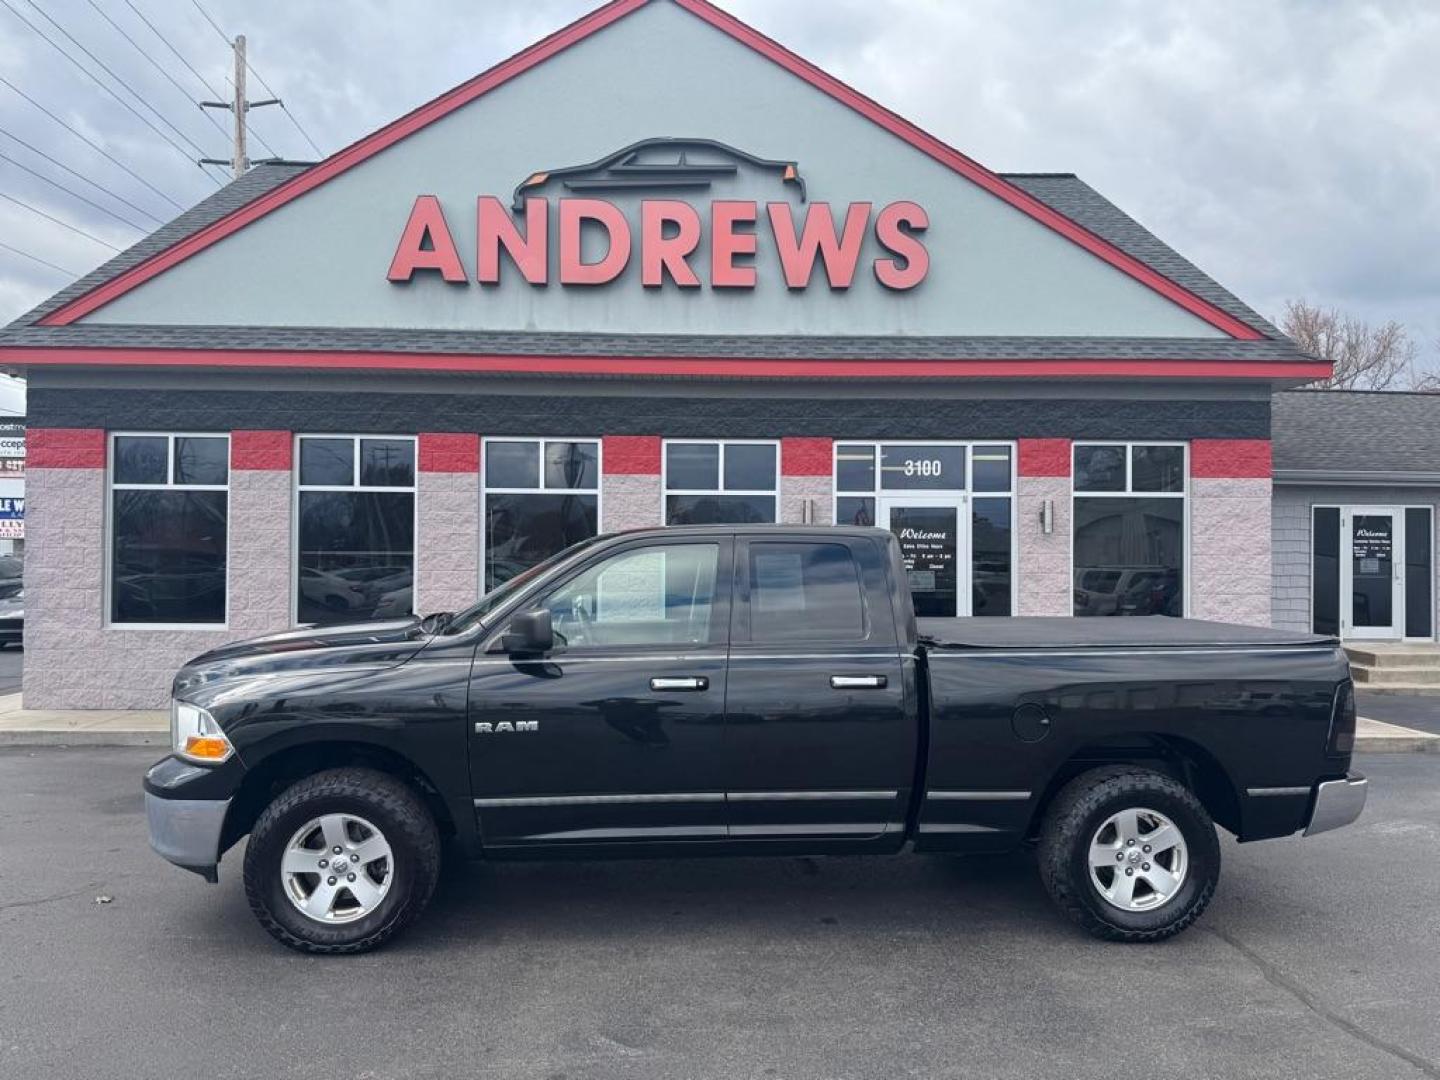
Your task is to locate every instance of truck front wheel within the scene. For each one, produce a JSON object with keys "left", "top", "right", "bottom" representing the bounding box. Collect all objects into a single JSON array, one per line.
[
  {"left": 242, "top": 767, "right": 441, "bottom": 954},
  {"left": 1038, "top": 765, "right": 1220, "bottom": 942}
]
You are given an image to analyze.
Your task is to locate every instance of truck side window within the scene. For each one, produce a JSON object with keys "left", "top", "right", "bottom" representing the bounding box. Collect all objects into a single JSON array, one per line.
[
  {"left": 539, "top": 543, "right": 720, "bottom": 650},
  {"left": 748, "top": 542, "right": 866, "bottom": 643}
]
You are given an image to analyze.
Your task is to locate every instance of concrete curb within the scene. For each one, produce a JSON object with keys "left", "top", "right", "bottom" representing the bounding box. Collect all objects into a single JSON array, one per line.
[{"left": 0, "top": 730, "right": 168, "bottom": 748}]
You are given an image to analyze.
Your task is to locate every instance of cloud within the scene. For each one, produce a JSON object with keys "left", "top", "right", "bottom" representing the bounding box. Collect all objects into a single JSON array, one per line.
[{"left": 1, "top": 0, "right": 1436, "bottom": 365}]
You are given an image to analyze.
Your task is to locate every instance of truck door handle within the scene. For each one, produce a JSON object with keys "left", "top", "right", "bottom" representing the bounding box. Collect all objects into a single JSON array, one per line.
[
  {"left": 650, "top": 676, "right": 709, "bottom": 692},
  {"left": 831, "top": 675, "right": 887, "bottom": 689}
]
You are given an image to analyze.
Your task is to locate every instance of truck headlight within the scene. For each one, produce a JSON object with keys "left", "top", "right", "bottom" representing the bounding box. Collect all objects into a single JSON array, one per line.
[{"left": 172, "top": 701, "right": 234, "bottom": 764}]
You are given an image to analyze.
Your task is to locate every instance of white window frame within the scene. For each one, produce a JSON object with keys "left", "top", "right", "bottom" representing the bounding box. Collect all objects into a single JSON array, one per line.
[
  {"left": 480, "top": 436, "right": 604, "bottom": 594},
  {"left": 106, "top": 431, "right": 231, "bottom": 630},
  {"left": 662, "top": 438, "right": 780, "bottom": 525},
  {"left": 1312, "top": 502, "right": 1435, "bottom": 642},
  {"left": 831, "top": 440, "right": 1017, "bottom": 616},
  {"left": 1070, "top": 441, "right": 1190, "bottom": 619},
  {"left": 292, "top": 434, "right": 419, "bottom": 627}
]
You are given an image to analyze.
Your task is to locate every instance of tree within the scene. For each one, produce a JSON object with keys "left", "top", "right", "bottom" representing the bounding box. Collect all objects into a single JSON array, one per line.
[{"left": 1281, "top": 300, "right": 1419, "bottom": 390}]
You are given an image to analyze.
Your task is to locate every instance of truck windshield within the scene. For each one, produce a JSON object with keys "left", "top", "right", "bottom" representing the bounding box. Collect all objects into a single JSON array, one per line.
[{"left": 443, "top": 535, "right": 609, "bottom": 634}]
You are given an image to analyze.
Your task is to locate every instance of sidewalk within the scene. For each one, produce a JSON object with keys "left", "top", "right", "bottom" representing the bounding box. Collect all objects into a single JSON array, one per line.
[
  {"left": 0, "top": 691, "right": 1435, "bottom": 753},
  {"left": 0, "top": 693, "right": 167, "bottom": 746}
]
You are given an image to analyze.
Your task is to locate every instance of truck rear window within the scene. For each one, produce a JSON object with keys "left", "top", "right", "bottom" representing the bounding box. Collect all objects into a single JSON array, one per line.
[{"left": 748, "top": 542, "right": 866, "bottom": 643}]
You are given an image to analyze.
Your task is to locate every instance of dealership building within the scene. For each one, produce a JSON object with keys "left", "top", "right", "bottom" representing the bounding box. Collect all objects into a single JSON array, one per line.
[{"left": 0, "top": 0, "right": 1336, "bottom": 708}]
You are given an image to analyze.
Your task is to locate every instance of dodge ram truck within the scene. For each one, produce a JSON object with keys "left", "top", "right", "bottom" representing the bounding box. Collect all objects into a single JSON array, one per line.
[{"left": 144, "top": 526, "right": 1366, "bottom": 954}]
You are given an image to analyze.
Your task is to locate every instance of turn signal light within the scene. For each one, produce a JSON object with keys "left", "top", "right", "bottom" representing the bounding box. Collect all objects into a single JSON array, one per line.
[
  {"left": 182, "top": 735, "right": 232, "bottom": 761},
  {"left": 172, "top": 701, "right": 234, "bottom": 764}
]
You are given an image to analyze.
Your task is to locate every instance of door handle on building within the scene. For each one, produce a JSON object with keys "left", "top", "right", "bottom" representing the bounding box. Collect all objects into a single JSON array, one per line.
[
  {"left": 830, "top": 674, "right": 887, "bottom": 689},
  {"left": 650, "top": 676, "right": 708, "bottom": 692}
]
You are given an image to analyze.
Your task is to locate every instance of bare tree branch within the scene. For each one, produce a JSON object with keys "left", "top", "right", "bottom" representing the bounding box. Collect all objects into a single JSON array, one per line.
[{"left": 1281, "top": 299, "right": 1419, "bottom": 390}]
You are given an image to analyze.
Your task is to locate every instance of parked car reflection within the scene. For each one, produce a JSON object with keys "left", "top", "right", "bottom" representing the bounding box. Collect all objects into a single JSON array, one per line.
[{"left": 0, "top": 554, "right": 22, "bottom": 647}]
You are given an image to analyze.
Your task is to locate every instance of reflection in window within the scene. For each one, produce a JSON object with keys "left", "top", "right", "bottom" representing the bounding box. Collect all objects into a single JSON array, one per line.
[
  {"left": 110, "top": 434, "right": 228, "bottom": 624},
  {"left": 297, "top": 435, "right": 416, "bottom": 625},
  {"left": 972, "top": 497, "right": 1013, "bottom": 616},
  {"left": 1073, "top": 498, "right": 1184, "bottom": 617},
  {"left": 665, "top": 441, "right": 777, "bottom": 525},
  {"left": 1073, "top": 443, "right": 1186, "bottom": 618},
  {"left": 484, "top": 439, "right": 601, "bottom": 591},
  {"left": 748, "top": 542, "right": 866, "bottom": 642},
  {"left": 538, "top": 543, "right": 719, "bottom": 649}
]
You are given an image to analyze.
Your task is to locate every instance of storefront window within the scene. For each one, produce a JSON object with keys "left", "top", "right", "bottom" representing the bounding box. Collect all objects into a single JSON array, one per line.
[
  {"left": 834, "top": 442, "right": 1013, "bottom": 616},
  {"left": 664, "top": 440, "right": 777, "bottom": 525},
  {"left": 484, "top": 438, "right": 600, "bottom": 591},
  {"left": 296, "top": 435, "right": 415, "bottom": 625},
  {"left": 110, "top": 433, "right": 228, "bottom": 624},
  {"left": 1073, "top": 442, "right": 1186, "bottom": 617}
]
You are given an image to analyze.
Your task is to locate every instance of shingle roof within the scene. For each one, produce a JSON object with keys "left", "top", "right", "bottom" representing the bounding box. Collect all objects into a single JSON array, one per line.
[
  {"left": 1273, "top": 390, "right": 1440, "bottom": 481},
  {"left": 7, "top": 162, "right": 310, "bottom": 328},
  {"left": 1002, "top": 174, "right": 1281, "bottom": 339},
  {"left": 1, "top": 164, "right": 1305, "bottom": 365}
]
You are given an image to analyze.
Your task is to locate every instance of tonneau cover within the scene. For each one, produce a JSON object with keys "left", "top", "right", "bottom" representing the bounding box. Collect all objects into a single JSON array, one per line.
[{"left": 918, "top": 616, "right": 1337, "bottom": 651}]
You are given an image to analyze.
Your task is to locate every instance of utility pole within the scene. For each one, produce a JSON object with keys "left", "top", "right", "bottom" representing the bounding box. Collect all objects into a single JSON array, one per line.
[{"left": 200, "top": 35, "right": 280, "bottom": 179}]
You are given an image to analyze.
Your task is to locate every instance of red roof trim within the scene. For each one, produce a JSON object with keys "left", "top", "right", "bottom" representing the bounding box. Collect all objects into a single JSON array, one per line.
[
  {"left": 36, "top": 0, "right": 1262, "bottom": 339},
  {"left": 36, "top": 0, "right": 649, "bottom": 327},
  {"left": 0, "top": 346, "right": 1328, "bottom": 381}
]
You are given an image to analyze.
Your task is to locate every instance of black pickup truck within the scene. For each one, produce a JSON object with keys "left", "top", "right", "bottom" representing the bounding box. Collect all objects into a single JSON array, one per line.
[{"left": 145, "top": 526, "right": 1365, "bottom": 954}]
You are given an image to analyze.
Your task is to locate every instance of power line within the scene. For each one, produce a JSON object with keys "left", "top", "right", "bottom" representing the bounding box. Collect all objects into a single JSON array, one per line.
[
  {"left": 0, "top": 190, "right": 123, "bottom": 251},
  {"left": 123, "top": 0, "right": 223, "bottom": 98},
  {"left": 190, "top": 0, "right": 324, "bottom": 158},
  {"left": 21, "top": 0, "right": 214, "bottom": 161},
  {"left": 0, "top": 124, "right": 164, "bottom": 226},
  {"left": 118, "top": 0, "right": 280, "bottom": 160},
  {"left": 80, "top": 0, "right": 234, "bottom": 147},
  {"left": 0, "top": 0, "right": 219, "bottom": 185},
  {"left": 0, "top": 238, "right": 79, "bottom": 277},
  {"left": 0, "top": 147, "right": 149, "bottom": 231},
  {"left": 0, "top": 74, "right": 186, "bottom": 211}
]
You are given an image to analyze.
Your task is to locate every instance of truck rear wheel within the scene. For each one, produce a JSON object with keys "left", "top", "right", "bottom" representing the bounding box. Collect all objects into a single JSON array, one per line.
[
  {"left": 1038, "top": 765, "right": 1220, "bottom": 942},
  {"left": 242, "top": 767, "right": 441, "bottom": 955}
]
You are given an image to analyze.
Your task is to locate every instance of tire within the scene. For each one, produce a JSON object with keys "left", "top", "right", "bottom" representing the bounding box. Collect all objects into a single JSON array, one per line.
[
  {"left": 1037, "top": 765, "right": 1220, "bottom": 943},
  {"left": 243, "top": 767, "right": 441, "bottom": 955}
]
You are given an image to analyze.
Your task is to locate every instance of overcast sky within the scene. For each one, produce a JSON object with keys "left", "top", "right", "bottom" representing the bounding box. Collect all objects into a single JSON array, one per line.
[{"left": 1, "top": 0, "right": 1437, "bottom": 388}]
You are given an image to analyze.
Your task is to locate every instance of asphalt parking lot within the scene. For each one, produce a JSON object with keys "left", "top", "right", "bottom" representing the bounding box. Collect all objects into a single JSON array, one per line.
[{"left": 1, "top": 748, "right": 1438, "bottom": 1080}]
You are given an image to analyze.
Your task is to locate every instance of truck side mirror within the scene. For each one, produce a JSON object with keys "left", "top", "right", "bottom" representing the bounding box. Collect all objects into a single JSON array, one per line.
[{"left": 501, "top": 609, "right": 553, "bottom": 654}]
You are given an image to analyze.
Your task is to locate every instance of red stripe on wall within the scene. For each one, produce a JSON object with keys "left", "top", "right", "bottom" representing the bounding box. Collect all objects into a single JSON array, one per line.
[
  {"left": 419, "top": 432, "right": 480, "bottom": 473},
  {"left": 781, "top": 437, "right": 832, "bottom": 477},
  {"left": 603, "top": 435, "right": 661, "bottom": 474},
  {"left": 0, "top": 347, "right": 1335, "bottom": 382},
  {"left": 1018, "top": 438, "right": 1072, "bottom": 477},
  {"left": 1190, "top": 438, "right": 1272, "bottom": 478},
  {"left": 231, "top": 429, "right": 292, "bottom": 470},
  {"left": 28, "top": 427, "right": 104, "bottom": 468}
]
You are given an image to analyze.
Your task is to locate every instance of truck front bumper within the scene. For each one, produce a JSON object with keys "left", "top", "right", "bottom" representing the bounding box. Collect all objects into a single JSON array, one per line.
[
  {"left": 1304, "top": 773, "right": 1368, "bottom": 837},
  {"left": 145, "top": 791, "right": 230, "bottom": 882}
]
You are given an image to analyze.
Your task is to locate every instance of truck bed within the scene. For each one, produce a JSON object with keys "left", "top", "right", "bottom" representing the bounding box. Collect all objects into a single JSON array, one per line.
[{"left": 917, "top": 616, "right": 1336, "bottom": 651}]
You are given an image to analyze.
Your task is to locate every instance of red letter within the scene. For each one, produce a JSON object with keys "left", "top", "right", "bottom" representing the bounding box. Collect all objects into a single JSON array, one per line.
[
  {"left": 477, "top": 196, "right": 547, "bottom": 284},
  {"left": 387, "top": 195, "right": 465, "bottom": 283},
  {"left": 873, "top": 201, "right": 930, "bottom": 290},
  {"left": 711, "top": 201, "right": 758, "bottom": 288},
  {"left": 641, "top": 200, "right": 701, "bottom": 288},
  {"left": 558, "top": 199, "right": 631, "bottom": 285},
  {"left": 767, "top": 201, "right": 870, "bottom": 289}
]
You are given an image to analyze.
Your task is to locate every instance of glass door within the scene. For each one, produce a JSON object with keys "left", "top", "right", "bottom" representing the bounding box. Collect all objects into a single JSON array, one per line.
[
  {"left": 1343, "top": 509, "right": 1403, "bottom": 640},
  {"left": 880, "top": 496, "right": 968, "bottom": 617}
]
